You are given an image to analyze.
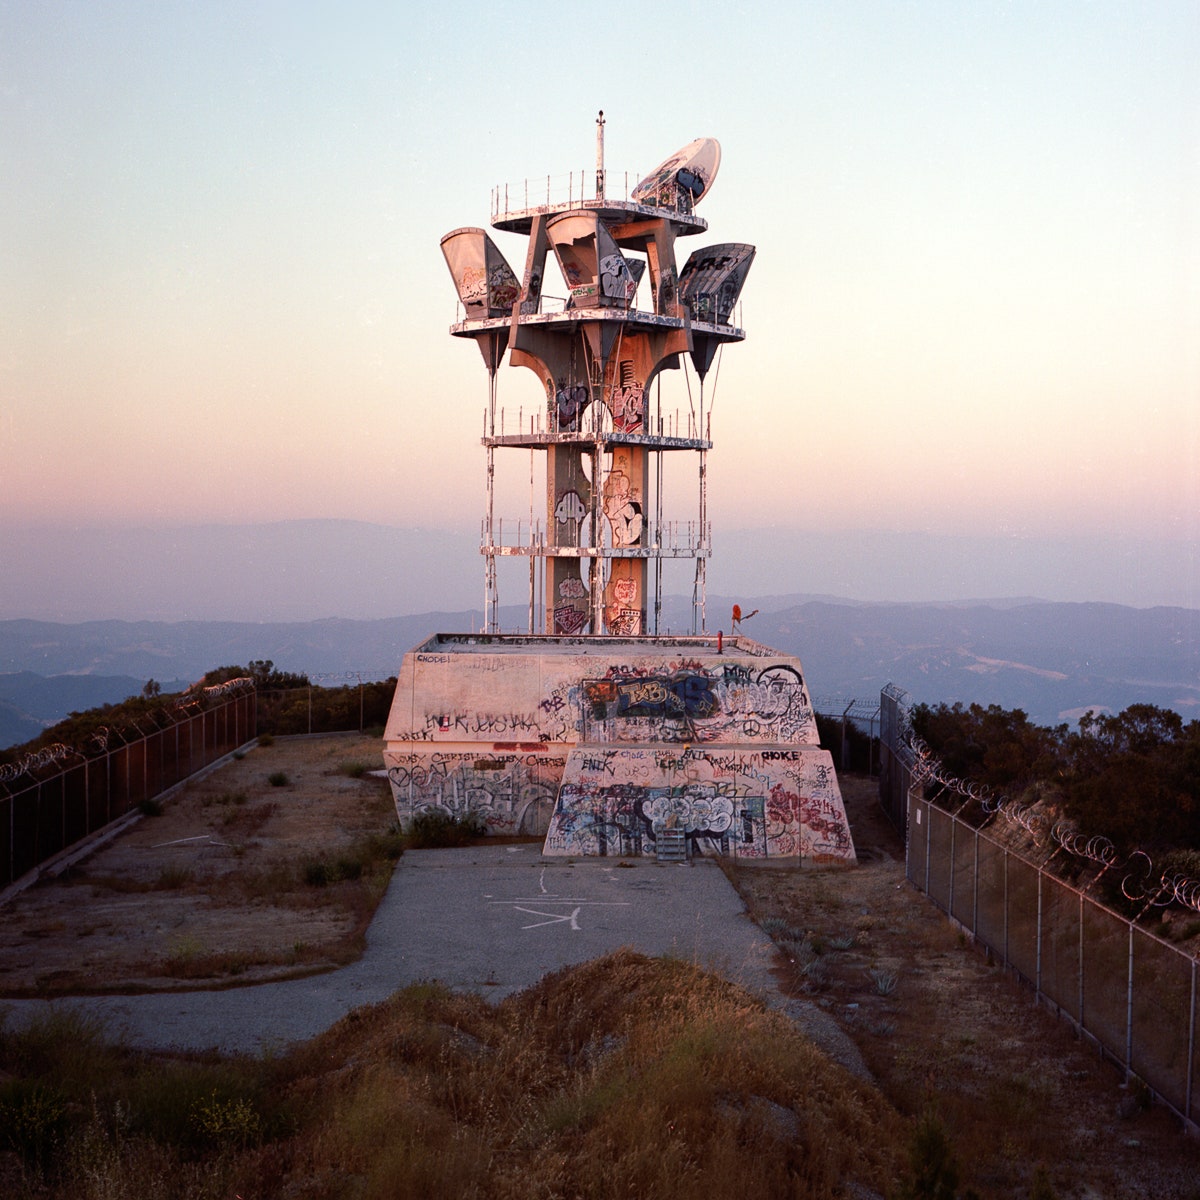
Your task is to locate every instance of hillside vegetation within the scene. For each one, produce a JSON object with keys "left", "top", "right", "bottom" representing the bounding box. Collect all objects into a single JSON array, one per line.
[
  {"left": 913, "top": 701, "right": 1200, "bottom": 858},
  {"left": 0, "top": 662, "right": 397, "bottom": 770},
  {"left": 0, "top": 952, "right": 909, "bottom": 1199}
]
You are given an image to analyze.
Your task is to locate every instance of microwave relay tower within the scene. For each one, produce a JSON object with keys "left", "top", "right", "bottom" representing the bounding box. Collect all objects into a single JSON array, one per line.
[{"left": 440, "top": 114, "right": 755, "bottom": 636}]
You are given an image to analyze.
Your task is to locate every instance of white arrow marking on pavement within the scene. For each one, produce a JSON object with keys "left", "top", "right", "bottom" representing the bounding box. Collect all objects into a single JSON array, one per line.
[{"left": 514, "top": 905, "right": 582, "bottom": 930}]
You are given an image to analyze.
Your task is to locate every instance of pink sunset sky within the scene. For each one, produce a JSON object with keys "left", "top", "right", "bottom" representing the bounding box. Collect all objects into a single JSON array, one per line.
[{"left": 2, "top": 1, "right": 1197, "bottom": 616}]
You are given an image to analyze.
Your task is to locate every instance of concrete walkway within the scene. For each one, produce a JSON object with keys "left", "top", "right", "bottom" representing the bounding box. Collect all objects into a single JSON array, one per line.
[{"left": 0, "top": 846, "right": 781, "bottom": 1058}]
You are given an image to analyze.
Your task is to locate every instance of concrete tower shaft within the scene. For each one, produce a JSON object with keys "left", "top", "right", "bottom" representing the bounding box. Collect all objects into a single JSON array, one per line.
[{"left": 440, "top": 130, "right": 754, "bottom": 635}]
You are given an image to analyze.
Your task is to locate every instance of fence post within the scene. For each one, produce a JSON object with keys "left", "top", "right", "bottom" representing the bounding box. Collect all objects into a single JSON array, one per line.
[
  {"left": 949, "top": 812, "right": 956, "bottom": 918},
  {"left": 1003, "top": 847, "right": 1009, "bottom": 967},
  {"left": 924, "top": 798, "right": 931, "bottom": 896},
  {"left": 1188, "top": 959, "right": 1196, "bottom": 1124},
  {"left": 1036, "top": 866, "right": 1043, "bottom": 999},
  {"left": 1079, "top": 889, "right": 1086, "bottom": 1035},
  {"left": 973, "top": 831, "right": 979, "bottom": 936},
  {"left": 1125, "top": 921, "right": 1135, "bottom": 1079}
]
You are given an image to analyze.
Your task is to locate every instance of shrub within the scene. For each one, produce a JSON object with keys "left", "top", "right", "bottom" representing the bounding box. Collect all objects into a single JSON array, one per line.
[
  {"left": 154, "top": 865, "right": 193, "bottom": 890},
  {"left": 895, "top": 1110, "right": 961, "bottom": 1200},
  {"left": 301, "top": 826, "right": 403, "bottom": 888},
  {"left": 1030, "top": 1163, "right": 1058, "bottom": 1200},
  {"left": 871, "top": 968, "right": 899, "bottom": 996},
  {"left": 190, "top": 1089, "right": 263, "bottom": 1150},
  {"left": 268, "top": 771, "right": 290, "bottom": 788},
  {"left": 302, "top": 858, "right": 330, "bottom": 887},
  {"left": 0, "top": 1081, "right": 68, "bottom": 1165},
  {"left": 407, "top": 809, "right": 488, "bottom": 848},
  {"left": 138, "top": 798, "right": 163, "bottom": 817}
]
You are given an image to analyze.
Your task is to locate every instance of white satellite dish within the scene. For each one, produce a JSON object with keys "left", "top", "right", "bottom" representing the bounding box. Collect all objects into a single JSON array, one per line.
[{"left": 631, "top": 137, "right": 722, "bottom": 208}]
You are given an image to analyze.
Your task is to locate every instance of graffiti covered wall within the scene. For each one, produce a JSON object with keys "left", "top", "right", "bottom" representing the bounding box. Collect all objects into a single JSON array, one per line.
[
  {"left": 386, "top": 748, "right": 565, "bottom": 837},
  {"left": 382, "top": 634, "right": 852, "bottom": 860},
  {"left": 543, "top": 745, "right": 850, "bottom": 861}
]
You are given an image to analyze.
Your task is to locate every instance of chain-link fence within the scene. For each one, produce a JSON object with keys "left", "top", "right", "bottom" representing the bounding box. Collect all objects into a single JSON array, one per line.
[
  {"left": 906, "top": 792, "right": 1199, "bottom": 1128},
  {"left": 255, "top": 679, "right": 395, "bottom": 737},
  {"left": 0, "top": 690, "right": 255, "bottom": 891},
  {"left": 885, "top": 685, "right": 1199, "bottom": 1131},
  {"left": 877, "top": 684, "right": 911, "bottom": 829}
]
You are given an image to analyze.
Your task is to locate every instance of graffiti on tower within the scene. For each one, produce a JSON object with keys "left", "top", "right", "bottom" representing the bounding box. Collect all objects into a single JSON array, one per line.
[{"left": 381, "top": 122, "right": 854, "bottom": 864}]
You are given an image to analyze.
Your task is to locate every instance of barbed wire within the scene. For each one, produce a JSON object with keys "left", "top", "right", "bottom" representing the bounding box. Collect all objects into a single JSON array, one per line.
[
  {"left": 897, "top": 701, "right": 1200, "bottom": 918},
  {"left": 1, "top": 673, "right": 391, "bottom": 783},
  {"left": 0, "top": 742, "right": 76, "bottom": 784},
  {"left": 258, "top": 672, "right": 392, "bottom": 687},
  {"left": 0, "top": 677, "right": 256, "bottom": 784},
  {"left": 201, "top": 676, "right": 254, "bottom": 699}
]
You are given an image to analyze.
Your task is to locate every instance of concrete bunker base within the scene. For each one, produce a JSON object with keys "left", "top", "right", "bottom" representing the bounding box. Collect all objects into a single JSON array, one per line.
[
  {"left": 545, "top": 742, "right": 850, "bottom": 860},
  {"left": 382, "top": 633, "right": 855, "bottom": 863}
]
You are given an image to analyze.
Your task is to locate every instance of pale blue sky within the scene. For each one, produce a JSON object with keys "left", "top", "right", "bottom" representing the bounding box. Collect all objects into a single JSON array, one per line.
[{"left": 2, "top": 1, "right": 1198, "bottom": 611}]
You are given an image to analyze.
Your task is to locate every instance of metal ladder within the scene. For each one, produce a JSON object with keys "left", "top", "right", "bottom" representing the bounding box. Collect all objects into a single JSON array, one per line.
[{"left": 655, "top": 827, "right": 688, "bottom": 863}]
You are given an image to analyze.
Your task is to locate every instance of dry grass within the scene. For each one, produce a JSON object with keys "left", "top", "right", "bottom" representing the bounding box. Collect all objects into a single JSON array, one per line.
[
  {"left": 724, "top": 775, "right": 1200, "bottom": 1200},
  {"left": 0, "top": 951, "right": 909, "bottom": 1199},
  {"left": 4, "top": 742, "right": 1199, "bottom": 1195},
  {"left": 0, "top": 735, "right": 400, "bottom": 995}
]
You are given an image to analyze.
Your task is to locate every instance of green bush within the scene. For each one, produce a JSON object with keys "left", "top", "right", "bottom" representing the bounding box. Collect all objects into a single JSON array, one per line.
[
  {"left": 302, "top": 858, "right": 330, "bottom": 887},
  {"left": 189, "top": 1089, "right": 263, "bottom": 1150},
  {"left": 894, "top": 1111, "right": 962, "bottom": 1200}
]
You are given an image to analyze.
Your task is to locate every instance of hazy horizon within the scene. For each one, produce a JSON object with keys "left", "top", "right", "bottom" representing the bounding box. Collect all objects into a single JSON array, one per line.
[
  {"left": 3, "top": 4, "right": 1197, "bottom": 622},
  {"left": 1, "top": 518, "right": 1196, "bottom": 625}
]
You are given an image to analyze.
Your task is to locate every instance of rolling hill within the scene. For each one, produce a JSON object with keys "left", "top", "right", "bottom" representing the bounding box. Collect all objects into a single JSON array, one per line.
[{"left": 2, "top": 597, "right": 1197, "bottom": 748}]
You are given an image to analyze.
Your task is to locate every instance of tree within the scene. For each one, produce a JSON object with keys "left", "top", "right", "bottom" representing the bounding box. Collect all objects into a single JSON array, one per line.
[
  {"left": 911, "top": 702, "right": 1066, "bottom": 793},
  {"left": 1064, "top": 705, "right": 1200, "bottom": 853}
]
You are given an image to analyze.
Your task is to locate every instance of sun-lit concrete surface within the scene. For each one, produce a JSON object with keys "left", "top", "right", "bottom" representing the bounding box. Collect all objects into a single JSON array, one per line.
[{"left": 0, "top": 846, "right": 781, "bottom": 1057}]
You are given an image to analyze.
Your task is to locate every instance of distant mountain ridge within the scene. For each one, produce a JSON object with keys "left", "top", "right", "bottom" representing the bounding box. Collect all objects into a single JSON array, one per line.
[
  {"left": 0, "top": 671, "right": 193, "bottom": 750},
  {"left": 4, "top": 520, "right": 1196, "bottom": 623},
  {"left": 732, "top": 599, "right": 1200, "bottom": 723},
  {"left": 2, "top": 598, "right": 1197, "bottom": 748}
]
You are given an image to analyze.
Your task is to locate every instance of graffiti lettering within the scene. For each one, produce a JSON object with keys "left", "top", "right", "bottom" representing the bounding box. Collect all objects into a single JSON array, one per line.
[
  {"left": 553, "top": 605, "right": 589, "bottom": 636},
  {"left": 555, "top": 490, "right": 587, "bottom": 524}
]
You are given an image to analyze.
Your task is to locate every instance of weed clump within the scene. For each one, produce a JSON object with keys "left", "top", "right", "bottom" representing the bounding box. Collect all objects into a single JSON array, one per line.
[
  {"left": 301, "top": 825, "right": 405, "bottom": 887},
  {"left": 0, "top": 1080, "right": 68, "bottom": 1166},
  {"left": 406, "top": 810, "right": 487, "bottom": 848},
  {"left": 894, "top": 1110, "right": 965, "bottom": 1200}
]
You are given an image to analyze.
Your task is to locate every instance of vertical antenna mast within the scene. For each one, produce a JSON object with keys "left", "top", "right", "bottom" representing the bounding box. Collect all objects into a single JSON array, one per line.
[{"left": 595, "top": 109, "right": 606, "bottom": 200}]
